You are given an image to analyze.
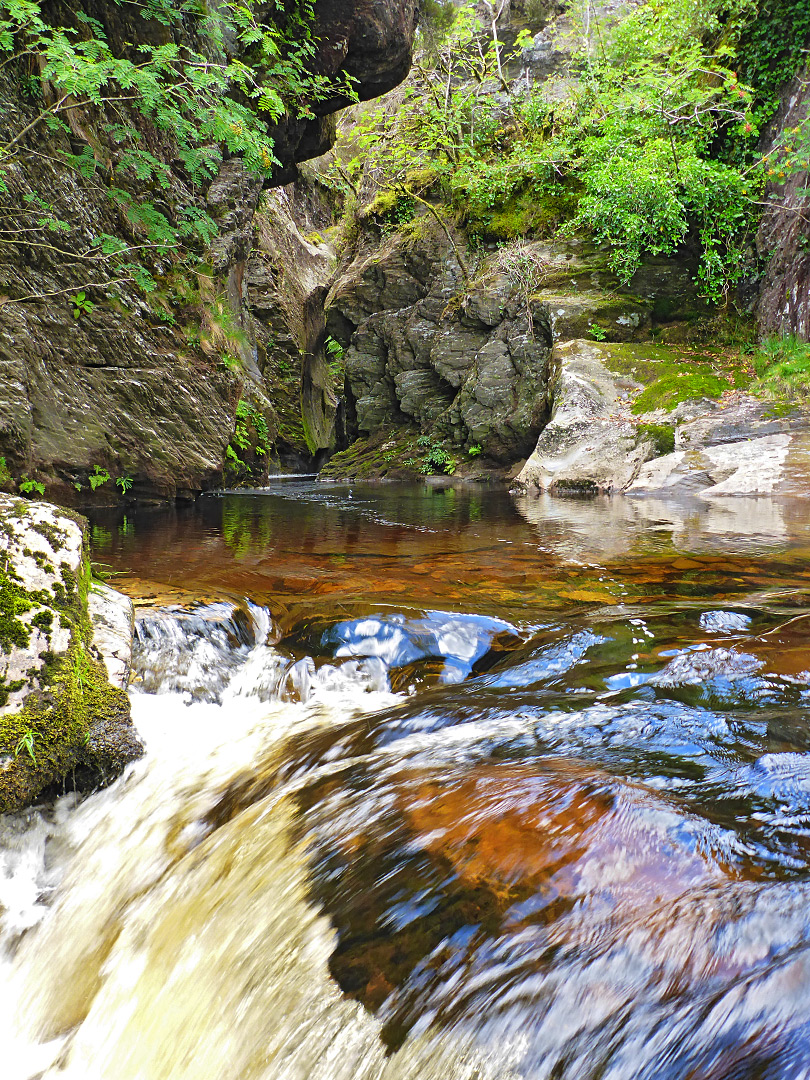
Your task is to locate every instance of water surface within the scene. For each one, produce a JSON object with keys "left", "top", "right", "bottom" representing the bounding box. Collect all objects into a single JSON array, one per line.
[{"left": 4, "top": 482, "right": 810, "bottom": 1079}]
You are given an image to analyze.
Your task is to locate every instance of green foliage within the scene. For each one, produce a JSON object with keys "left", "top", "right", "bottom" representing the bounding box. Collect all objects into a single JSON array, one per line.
[
  {"left": 226, "top": 399, "right": 271, "bottom": 482},
  {"left": 14, "top": 730, "right": 36, "bottom": 764},
  {"left": 325, "top": 335, "right": 346, "bottom": 385},
  {"left": 70, "top": 291, "right": 94, "bottom": 319},
  {"left": 589, "top": 323, "right": 608, "bottom": 341},
  {"left": 233, "top": 399, "right": 270, "bottom": 456},
  {"left": 88, "top": 465, "right": 110, "bottom": 491},
  {"left": 420, "top": 0, "right": 457, "bottom": 34},
  {"left": 467, "top": 444, "right": 482, "bottom": 456},
  {"left": 637, "top": 422, "right": 676, "bottom": 456},
  {"left": 735, "top": 0, "right": 810, "bottom": 126},
  {"left": 340, "top": 0, "right": 807, "bottom": 306},
  {"left": 0, "top": 0, "right": 352, "bottom": 298},
  {"left": 0, "top": 456, "right": 12, "bottom": 487},
  {"left": 421, "top": 441, "right": 456, "bottom": 475},
  {"left": 115, "top": 476, "right": 133, "bottom": 494},
  {"left": 751, "top": 334, "right": 810, "bottom": 399},
  {"left": 19, "top": 477, "right": 45, "bottom": 496}
]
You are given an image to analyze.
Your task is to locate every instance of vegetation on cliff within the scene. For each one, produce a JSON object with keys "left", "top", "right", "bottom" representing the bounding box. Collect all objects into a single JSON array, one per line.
[
  {"left": 338, "top": 0, "right": 809, "bottom": 306},
  {"left": 0, "top": 0, "right": 349, "bottom": 299}
]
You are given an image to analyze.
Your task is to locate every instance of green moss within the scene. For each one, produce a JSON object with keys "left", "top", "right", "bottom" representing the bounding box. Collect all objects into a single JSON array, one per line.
[
  {"left": 466, "top": 186, "right": 578, "bottom": 243},
  {"left": 31, "top": 521, "right": 67, "bottom": 548},
  {"left": 600, "top": 342, "right": 751, "bottom": 413},
  {"left": 31, "top": 609, "right": 53, "bottom": 634},
  {"left": 0, "top": 677, "right": 24, "bottom": 707},
  {"left": 0, "top": 534, "right": 130, "bottom": 812},
  {"left": 361, "top": 190, "right": 416, "bottom": 229},
  {"left": 0, "top": 565, "right": 53, "bottom": 650},
  {"left": 320, "top": 429, "right": 427, "bottom": 481},
  {"left": 636, "top": 422, "right": 676, "bottom": 456},
  {"left": 631, "top": 369, "right": 742, "bottom": 413}
]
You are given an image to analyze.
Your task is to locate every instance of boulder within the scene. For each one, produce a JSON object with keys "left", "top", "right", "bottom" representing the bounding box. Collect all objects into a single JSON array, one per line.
[
  {"left": 0, "top": 496, "right": 142, "bottom": 811},
  {"left": 629, "top": 401, "right": 810, "bottom": 499},
  {"left": 512, "top": 340, "right": 802, "bottom": 496},
  {"left": 512, "top": 339, "right": 654, "bottom": 493}
]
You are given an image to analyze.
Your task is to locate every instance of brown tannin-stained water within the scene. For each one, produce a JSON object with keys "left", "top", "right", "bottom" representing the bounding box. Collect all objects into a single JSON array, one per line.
[{"left": 5, "top": 482, "right": 810, "bottom": 1079}]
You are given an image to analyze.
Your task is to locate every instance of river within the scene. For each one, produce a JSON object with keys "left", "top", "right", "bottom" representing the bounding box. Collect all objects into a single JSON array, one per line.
[{"left": 3, "top": 482, "right": 810, "bottom": 1079}]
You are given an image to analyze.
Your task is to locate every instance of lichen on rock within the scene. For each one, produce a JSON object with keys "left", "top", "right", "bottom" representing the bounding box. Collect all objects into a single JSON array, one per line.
[{"left": 0, "top": 495, "right": 142, "bottom": 812}]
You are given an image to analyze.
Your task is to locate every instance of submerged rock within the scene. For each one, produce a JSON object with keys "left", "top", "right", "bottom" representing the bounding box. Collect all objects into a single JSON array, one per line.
[{"left": 0, "top": 496, "right": 142, "bottom": 812}]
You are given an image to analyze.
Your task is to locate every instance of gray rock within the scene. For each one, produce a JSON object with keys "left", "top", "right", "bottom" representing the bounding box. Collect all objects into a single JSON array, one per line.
[
  {"left": 88, "top": 584, "right": 134, "bottom": 691},
  {"left": 329, "top": 225, "right": 552, "bottom": 461},
  {"left": 513, "top": 339, "right": 652, "bottom": 492},
  {"left": 628, "top": 431, "right": 810, "bottom": 499}
]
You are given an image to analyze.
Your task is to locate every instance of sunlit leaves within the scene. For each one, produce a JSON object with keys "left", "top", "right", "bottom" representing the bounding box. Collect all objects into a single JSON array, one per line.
[{"left": 0, "top": 0, "right": 346, "bottom": 295}]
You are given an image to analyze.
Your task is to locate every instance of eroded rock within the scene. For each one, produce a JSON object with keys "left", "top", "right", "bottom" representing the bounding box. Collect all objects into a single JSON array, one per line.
[
  {"left": 328, "top": 225, "right": 552, "bottom": 461},
  {"left": 513, "top": 339, "right": 654, "bottom": 493},
  {"left": 513, "top": 340, "right": 810, "bottom": 497}
]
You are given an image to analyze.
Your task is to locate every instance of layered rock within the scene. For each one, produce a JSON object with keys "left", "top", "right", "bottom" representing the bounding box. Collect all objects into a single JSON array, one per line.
[
  {"left": 328, "top": 225, "right": 547, "bottom": 461},
  {"left": 514, "top": 339, "right": 810, "bottom": 497},
  {"left": 0, "top": 495, "right": 142, "bottom": 811}
]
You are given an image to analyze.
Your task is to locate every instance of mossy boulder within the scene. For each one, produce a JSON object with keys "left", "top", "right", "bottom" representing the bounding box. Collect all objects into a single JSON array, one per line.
[{"left": 0, "top": 496, "right": 142, "bottom": 811}]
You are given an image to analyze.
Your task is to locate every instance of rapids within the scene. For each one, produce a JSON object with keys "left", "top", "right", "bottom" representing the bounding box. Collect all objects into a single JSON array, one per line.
[{"left": 4, "top": 482, "right": 810, "bottom": 1079}]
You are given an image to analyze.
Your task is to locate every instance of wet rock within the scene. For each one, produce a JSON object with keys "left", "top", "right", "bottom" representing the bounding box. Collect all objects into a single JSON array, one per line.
[
  {"left": 0, "top": 1, "right": 419, "bottom": 496},
  {"left": 629, "top": 424, "right": 810, "bottom": 498},
  {"left": 88, "top": 584, "right": 135, "bottom": 690},
  {"left": 699, "top": 611, "right": 752, "bottom": 634},
  {"left": 514, "top": 340, "right": 810, "bottom": 496},
  {"left": 0, "top": 496, "right": 142, "bottom": 811}
]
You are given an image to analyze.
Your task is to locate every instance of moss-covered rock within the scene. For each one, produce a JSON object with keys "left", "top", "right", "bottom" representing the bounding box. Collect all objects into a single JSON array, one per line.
[{"left": 0, "top": 496, "right": 142, "bottom": 812}]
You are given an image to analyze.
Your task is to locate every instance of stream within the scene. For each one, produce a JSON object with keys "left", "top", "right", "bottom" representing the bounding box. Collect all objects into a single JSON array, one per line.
[{"left": 4, "top": 482, "right": 810, "bottom": 1079}]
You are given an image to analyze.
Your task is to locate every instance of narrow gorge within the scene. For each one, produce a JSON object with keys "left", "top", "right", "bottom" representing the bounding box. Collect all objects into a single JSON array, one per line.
[{"left": 1, "top": 2, "right": 810, "bottom": 1078}]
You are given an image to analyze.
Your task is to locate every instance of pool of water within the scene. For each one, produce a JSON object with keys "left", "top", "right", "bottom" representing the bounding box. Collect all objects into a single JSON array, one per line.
[{"left": 4, "top": 482, "right": 810, "bottom": 1079}]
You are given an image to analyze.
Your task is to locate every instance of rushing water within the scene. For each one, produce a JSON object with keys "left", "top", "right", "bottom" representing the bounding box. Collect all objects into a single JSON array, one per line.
[{"left": 5, "top": 483, "right": 810, "bottom": 1078}]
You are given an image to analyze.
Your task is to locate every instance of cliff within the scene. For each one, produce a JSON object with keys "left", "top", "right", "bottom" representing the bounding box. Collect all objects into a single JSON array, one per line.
[
  {"left": 0, "top": 0, "right": 417, "bottom": 503},
  {"left": 756, "top": 67, "right": 810, "bottom": 340}
]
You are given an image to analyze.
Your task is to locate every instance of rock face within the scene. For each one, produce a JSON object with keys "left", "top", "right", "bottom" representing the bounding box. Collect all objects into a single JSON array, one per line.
[
  {"left": 514, "top": 340, "right": 654, "bottom": 493},
  {"left": 629, "top": 406, "right": 810, "bottom": 499},
  {"left": 324, "top": 214, "right": 725, "bottom": 474},
  {"left": 0, "top": 1, "right": 419, "bottom": 501},
  {"left": 0, "top": 496, "right": 142, "bottom": 811},
  {"left": 756, "top": 67, "right": 810, "bottom": 340},
  {"left": 328, "top": 226, "right": 553, "bottom": 461},
  {"left": 514, "top": 339, "right": 810, "bottom": 497}
]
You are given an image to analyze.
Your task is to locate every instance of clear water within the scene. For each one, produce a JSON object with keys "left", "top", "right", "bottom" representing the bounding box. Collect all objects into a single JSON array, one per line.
[{"left": 4, "top": 483, "right": 810, "bottom": 1079}]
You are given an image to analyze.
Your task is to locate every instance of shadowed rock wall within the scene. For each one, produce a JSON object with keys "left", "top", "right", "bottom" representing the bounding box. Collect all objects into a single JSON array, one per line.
[
  {"left": 0, "top": 0, "right": 417, "bottom": 504},
  {"left": 757, "top": 68, "right": 810, "bottom": 340}
]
